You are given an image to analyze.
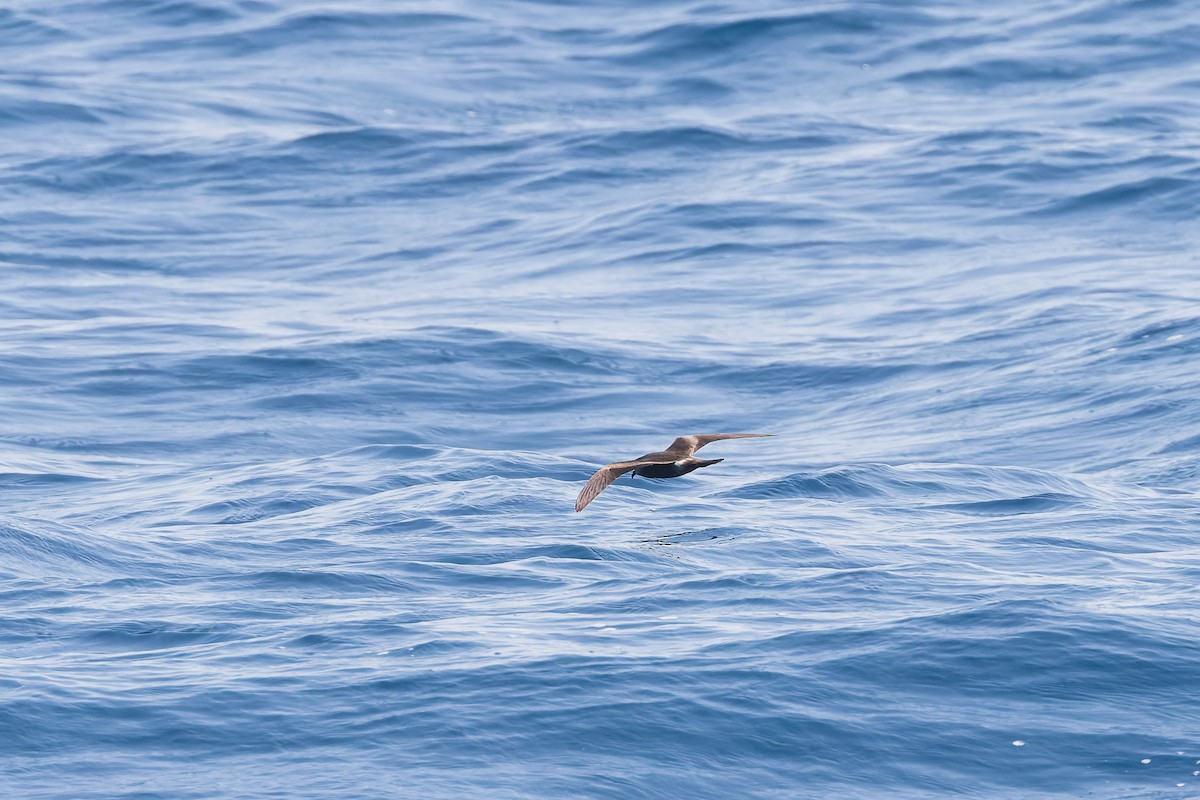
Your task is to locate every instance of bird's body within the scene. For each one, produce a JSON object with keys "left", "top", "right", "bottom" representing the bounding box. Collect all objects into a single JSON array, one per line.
[
  {"left": 629, "top": 455, "right": 722, "bottom": 479},
  {"left": 575, "top": 433, "right": 772, "bottom": 512}
]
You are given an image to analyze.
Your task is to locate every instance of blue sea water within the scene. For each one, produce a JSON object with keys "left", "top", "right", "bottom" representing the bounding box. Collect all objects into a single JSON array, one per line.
[{"left": 2, "top": 0, "right": 1200, "bottom": 797}]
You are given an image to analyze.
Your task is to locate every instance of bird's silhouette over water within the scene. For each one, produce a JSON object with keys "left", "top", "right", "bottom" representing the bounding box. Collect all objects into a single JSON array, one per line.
[{"left": 575, "top": 433, "right": 773, "bottom": 512}]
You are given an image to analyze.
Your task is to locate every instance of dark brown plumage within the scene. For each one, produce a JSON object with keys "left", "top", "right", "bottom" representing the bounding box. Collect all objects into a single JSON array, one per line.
[{"left": 575, "top": 433, "right": 773, "bottom": 512}]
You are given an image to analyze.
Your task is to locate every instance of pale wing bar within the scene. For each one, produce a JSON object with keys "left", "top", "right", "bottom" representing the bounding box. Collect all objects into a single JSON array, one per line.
[
  {"left": 575, "top": 457, "right": 678, "bottom": 512},
  {"left": 665, "top": 433, "right": 773, "bottom": 456}
]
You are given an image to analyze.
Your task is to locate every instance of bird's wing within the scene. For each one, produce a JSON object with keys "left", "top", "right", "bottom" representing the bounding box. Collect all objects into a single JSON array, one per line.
[
  {"left": 575, "top": 457, "right": 677, "bottom": 512},
  {"left": 664, "top": 433, "right": 773, "bottom": 455}
]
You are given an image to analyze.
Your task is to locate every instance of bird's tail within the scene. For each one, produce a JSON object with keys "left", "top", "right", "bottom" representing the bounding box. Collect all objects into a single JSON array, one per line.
[{"left": 694, "top": 458, "right": 724, "bottom": 468}]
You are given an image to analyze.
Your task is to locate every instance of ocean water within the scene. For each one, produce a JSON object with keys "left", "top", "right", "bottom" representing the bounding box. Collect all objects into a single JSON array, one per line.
[{"left": 2, "top": 1, "right": 1200, "bottom": 797}]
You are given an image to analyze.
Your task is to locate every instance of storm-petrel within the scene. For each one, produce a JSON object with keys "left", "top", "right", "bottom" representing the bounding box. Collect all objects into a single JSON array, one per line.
[{"left": 575, "top": 433, "right": 772, "bottom": 512}]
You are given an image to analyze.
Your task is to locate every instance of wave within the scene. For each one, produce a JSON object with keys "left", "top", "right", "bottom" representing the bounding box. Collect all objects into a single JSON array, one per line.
[
  {"left": 723, "top": 463, "right": 1100, "bottom": 507},
  {"left": 3, "top": 1, "right": 1200, "bottom": 797}
]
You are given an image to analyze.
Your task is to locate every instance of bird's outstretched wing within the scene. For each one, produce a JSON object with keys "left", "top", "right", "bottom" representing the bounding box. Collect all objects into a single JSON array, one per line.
[
  {"left": 664, "top": 433, "right": 773, "bottom": 456},
  {"left": 575, "top": 457, "right": 677, "bottom": 512}
]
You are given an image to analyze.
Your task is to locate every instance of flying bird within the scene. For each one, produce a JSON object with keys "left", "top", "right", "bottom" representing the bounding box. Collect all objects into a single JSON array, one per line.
[{"left": 575, "top": 433, "right": 773, "bottom": 512}]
